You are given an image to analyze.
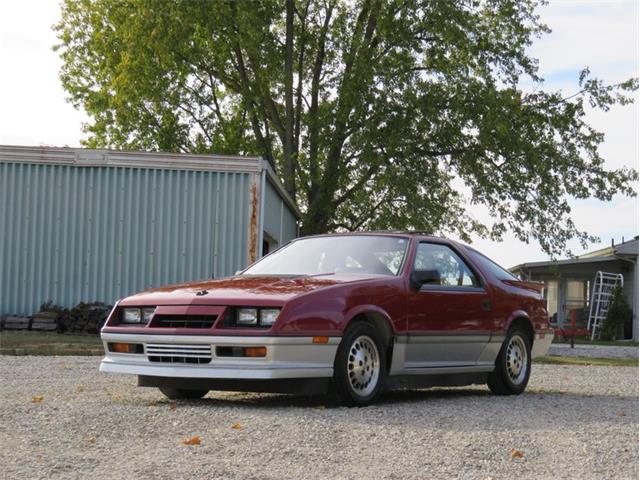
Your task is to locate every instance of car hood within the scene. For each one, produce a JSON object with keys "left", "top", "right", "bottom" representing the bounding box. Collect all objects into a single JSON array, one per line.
[{"left": 119, "top": 273, "right": 383, "bottom": 306}]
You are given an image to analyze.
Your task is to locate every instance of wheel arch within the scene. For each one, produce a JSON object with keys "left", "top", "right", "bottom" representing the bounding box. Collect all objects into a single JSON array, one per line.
[
  {"left": 342, "top": 306, "right": 395, "bottom": 371},
  {"left": 506, "top": 312, "right": 535, "bottom": 346}
]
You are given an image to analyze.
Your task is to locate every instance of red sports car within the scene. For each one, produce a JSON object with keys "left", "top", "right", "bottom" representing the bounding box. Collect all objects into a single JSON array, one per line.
[{"left": 100, "top": 232, "right": 553, "bottom": 406}]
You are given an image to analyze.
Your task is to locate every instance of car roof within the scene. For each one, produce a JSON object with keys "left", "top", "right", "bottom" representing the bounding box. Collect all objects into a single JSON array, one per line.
[{"left": 294, "top": 231, "right": 455, "bottom": 242}]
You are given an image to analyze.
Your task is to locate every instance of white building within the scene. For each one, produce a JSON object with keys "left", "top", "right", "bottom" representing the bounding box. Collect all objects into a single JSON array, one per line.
[{"left": 511, "top": 237, "right": 639, "bottom": 341}]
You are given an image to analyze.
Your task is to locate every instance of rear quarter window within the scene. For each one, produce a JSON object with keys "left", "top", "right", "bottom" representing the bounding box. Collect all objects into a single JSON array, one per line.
[{"left": 466, "top": 249, "right": 518, "bottom": 281}]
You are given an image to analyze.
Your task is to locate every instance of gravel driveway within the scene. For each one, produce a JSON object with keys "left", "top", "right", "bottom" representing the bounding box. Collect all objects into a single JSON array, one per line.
[
  {"left": 0, "top": 356, "right": 637, "bottom": 480},
  {"left": 548, "top": 343, "right": 639, "bottom": 360}
]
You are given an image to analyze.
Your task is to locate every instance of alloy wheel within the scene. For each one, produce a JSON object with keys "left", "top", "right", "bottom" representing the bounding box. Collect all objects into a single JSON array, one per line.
[{"left": 346, "top": 335, "right": 380, "bottom": 397}]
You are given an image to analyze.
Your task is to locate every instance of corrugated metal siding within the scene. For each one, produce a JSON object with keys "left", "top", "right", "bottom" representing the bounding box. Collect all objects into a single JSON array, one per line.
[
  {"left": 281, "top": 203, "right": 298, "bottom": 242},
  {"left": 262, "top": 179, "right": 298, "bottom": 247},
  {"left": 0, "top": 162, "right": 250, "bottom": 315},
  {"left": 263, "top": 179, "right": 282, "bottom": 242}
]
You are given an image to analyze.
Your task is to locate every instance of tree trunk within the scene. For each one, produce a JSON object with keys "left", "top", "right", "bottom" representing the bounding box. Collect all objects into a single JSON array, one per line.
[
  {"left": 283, "top": 0, "right": 296, "bottom": 199},
  {"left": 301, "top": 186, "right": 335, "bottom": 235}
]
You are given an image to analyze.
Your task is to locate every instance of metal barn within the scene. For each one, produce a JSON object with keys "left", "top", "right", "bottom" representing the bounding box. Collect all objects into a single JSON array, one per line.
[{"left": 0, "top": 145, "right": 299, "bottom": 315}]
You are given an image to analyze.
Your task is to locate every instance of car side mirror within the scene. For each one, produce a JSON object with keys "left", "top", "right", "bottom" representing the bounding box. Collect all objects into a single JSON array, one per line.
[{"left": 410, "top": 269, "right": 440, "bottom": 290}]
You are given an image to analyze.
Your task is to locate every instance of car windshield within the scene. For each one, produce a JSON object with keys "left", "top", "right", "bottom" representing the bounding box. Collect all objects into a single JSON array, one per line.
[{"left": 243, "top": 235, "right": 409, "bottom": 276}]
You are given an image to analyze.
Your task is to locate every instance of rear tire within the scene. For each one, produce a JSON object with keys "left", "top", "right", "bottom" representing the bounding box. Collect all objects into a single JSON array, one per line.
[
  {"left": 159, "top": 387, "right": 209, "bottom": 400},
  {"left": 329, "top": 321, "right": 386, "bottom": 407},
  {"left": 488, "top": 326, "right": 532, "bottom": 395}
]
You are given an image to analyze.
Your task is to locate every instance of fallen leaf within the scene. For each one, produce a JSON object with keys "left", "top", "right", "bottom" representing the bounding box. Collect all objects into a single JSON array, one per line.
[
  {"left": 232, "top": 423, "right": 242, "bottom": 430},
  {"left": 31, "top": 395, "right": 44, "bottom": 404},
  {"left": 618, "top": 412, "right": 626, "bottom": 416},
  {"left": 170, "top": 402, "right": 177, "bottom": 411},
  {"left": 76, "top": 385, "right": 86, "bottom": 393},
  {"left": 108, "top": 391, "right": 124, "bottom": 402},
  {"left": 87, "top": 437, "right": 96, "bottom": 445},
  {"left": 181, "top": 435, "right": 201, "bottom": 446},
  {"left": 510, "top": 449, "right": 524, "bottom": 459}
]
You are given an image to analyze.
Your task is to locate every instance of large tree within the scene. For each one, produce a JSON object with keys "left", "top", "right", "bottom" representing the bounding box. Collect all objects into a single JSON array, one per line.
[{"left": 55, "top": 0, "right": 638, "bottom": 255}]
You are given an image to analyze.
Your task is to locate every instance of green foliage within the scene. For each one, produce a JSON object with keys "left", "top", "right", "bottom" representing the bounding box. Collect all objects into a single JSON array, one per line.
[
  {"left": 54, "top": 0, "right": 638, "bottom": 253},
  {"left": 534, "top": 355, "right": 638, "bottom": 367},
  {"left": 600, "top": 287, "right": 633, "bottom": 341}
]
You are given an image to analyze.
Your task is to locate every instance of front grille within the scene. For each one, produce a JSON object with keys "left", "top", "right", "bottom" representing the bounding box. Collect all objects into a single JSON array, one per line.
[
  {"left": 150, "top": 315, "right": 217, "bottom": 329},
  {"left": 146, "top": 344, "right": 212, "bottom": 364}
]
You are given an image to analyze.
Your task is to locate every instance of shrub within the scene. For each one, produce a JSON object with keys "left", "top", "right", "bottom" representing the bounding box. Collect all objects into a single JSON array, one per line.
[{"left": 600, "top": 287, "right": 632, "bottom": 341}]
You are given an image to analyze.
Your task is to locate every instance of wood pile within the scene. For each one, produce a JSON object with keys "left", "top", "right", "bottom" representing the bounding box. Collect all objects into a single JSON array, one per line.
[
  {"left": 0, "top": 302, "right": 112, "bottom": 334},
  {"left": 31, "top": 311, "right": 59, "bottom": 331},
  {"left": 1, "top": 316, "right": 32, "bottom": 330}
]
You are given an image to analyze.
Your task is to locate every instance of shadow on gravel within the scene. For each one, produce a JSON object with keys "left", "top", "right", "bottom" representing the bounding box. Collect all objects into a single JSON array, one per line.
[
  {"left": 377, "top": 387, "right": 491, "bottom": 405},
  {"left": 150, "top": 387, "right": 493, "bottom": 410},
  {"left": 172, "top": 393, "right": 327, "bottom": 409},
  {"left": 146, "top": 386, "right": 638, "bottom": 422}
]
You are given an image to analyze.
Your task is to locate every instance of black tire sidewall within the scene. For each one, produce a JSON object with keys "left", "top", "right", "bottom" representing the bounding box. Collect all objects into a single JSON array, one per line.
[{"left": 332, "top": 322, "right": 387, "bottom": 406}]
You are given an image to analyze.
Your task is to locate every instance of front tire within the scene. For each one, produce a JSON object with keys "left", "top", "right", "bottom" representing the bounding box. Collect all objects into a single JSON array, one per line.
[
  {"left": 488, "top": 326, "right": 532, "bottom": 395},
  {"left": 159, "top": 387, "right": 209, "bottom": 400},
  {"left": 330, "top": 322, "right": 386, "bottom": 407}
]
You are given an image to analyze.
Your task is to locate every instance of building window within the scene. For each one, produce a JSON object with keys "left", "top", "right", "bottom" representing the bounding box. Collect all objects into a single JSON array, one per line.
[
  {"left": 544, "top": 281, "right": 558, "bottom": 322},
  {"left": 566, "top": 279, "right": 588, "bottom": 311}
]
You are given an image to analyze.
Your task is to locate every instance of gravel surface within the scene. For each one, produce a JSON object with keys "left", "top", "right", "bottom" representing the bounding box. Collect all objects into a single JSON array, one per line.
[
  {"left": 548, "top": 343, "right": 639, "bottom": 360},
  {"left": 0, "top": 356, "right": 637, "bottom": 480}
]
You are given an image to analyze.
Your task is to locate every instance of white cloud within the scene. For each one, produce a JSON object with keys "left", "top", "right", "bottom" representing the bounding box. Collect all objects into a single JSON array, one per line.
[
  {"left": 0, "top": 1, "right": 88, "bottom": 147},
  {"left": 458, "top": 1, "right": 639, "bottom": 267},
  {"left": 531, "top": 1, "right": 639, "bottom": 81}
]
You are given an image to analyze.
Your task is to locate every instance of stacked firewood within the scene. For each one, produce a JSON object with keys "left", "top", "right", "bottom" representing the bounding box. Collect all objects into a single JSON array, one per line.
[{"left": 0, "top": 301, "right": 112, "bottom": 334}]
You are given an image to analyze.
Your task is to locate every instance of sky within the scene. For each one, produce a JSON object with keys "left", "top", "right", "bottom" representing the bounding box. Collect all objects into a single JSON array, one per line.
[
  {"left": 464, "top": 1, "right": 639, "bottom": 266},
  {"left": 0, "top": 0, "right": 638, "bottom": 269}
]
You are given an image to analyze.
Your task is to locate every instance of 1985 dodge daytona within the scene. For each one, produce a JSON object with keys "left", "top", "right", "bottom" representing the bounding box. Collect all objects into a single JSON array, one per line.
[{"left": 100, "top": 232, "right": 553, "bottom": 406}]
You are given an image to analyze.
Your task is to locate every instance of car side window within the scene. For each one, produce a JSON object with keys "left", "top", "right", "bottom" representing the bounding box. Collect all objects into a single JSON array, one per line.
[{"left": 413, "top": 243, "right": 480, "bottom": 288}]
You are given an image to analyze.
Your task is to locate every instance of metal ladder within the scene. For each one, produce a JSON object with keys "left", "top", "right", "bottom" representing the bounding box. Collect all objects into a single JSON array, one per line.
[{"left": 587, "top": 271, "right": 624, "bottom": 340}]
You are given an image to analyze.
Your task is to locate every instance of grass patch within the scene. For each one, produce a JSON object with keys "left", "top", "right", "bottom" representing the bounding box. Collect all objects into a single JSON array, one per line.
[
  {"left": 552, "top": 337, "right": 638, "bottom": 347},
  {"left": 535, "top": 355, "right": 638, "bottom": 367},
  {"left": 0, "top": 331, "right": 103, "bottom": 355}
]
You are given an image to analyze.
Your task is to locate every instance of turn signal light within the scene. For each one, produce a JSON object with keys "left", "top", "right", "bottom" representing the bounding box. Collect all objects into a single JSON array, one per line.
[
  {"left": 108, "top": 342, "right": 143, "bottom": 354},
  {"left": 244, "top": 347, "right": 267, "bottom": 357},
  {"left": 312, "top": 336, "right": 329, "bottom": 344}
]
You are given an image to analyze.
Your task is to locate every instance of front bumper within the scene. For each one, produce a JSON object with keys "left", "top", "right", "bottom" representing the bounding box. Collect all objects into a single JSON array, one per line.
[
  {"left": 531, "top": 331, "right": 554, "bottom": 358},
  {"left": 100, "top": 333, "right": 339, "bottom": 380}
]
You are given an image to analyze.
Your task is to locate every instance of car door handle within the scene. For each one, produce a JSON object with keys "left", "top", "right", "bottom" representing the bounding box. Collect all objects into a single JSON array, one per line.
[{"left": 481, "top": 299, "right": 492, "bottom": 311}]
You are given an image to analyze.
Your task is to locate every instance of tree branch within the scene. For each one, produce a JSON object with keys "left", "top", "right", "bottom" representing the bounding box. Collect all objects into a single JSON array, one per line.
[{"left": 308, "top": 1, "right": 335, "bottom": 186}]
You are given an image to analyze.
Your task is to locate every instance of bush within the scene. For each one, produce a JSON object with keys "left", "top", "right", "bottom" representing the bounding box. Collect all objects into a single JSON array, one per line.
[{"left": 600, "top": 287, "right": 632, "bottom": 341}]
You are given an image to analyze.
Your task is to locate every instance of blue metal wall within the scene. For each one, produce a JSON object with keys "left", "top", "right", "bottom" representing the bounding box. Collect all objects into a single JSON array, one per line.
[
  {"left": 0, "top": 162, "right": 251, "bottom": 315},
  {"left": 263, "top": 178, "right": 299, "bottom": 248}
]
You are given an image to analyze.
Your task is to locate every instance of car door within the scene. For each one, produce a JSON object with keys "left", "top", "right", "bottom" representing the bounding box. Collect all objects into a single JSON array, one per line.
[{"left": 405, "top": 241, "right": 492, "bottom": 368}]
